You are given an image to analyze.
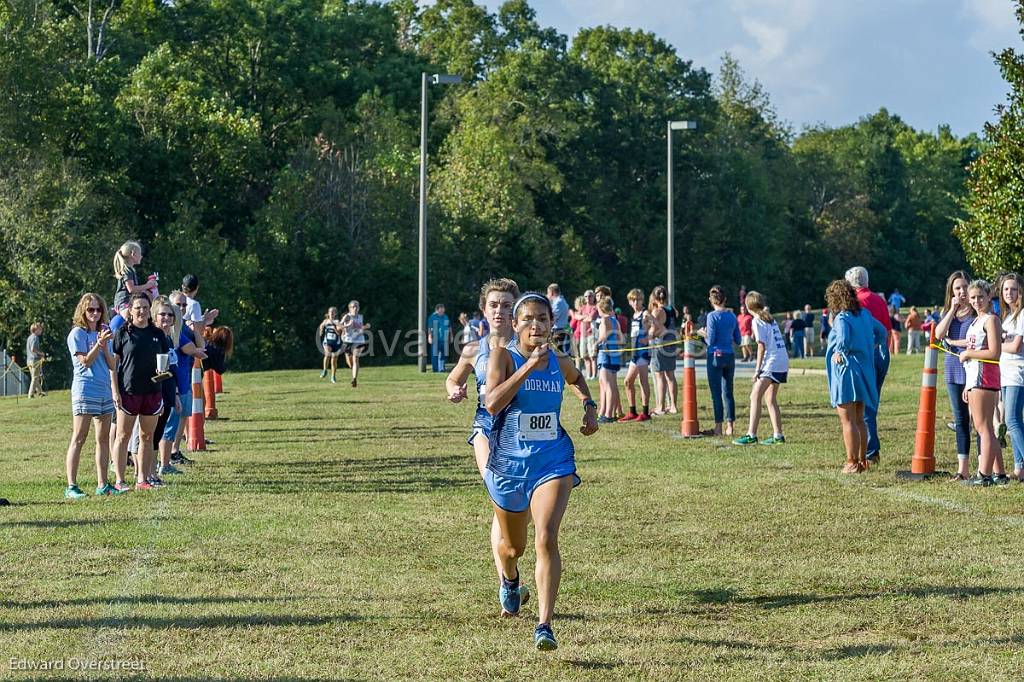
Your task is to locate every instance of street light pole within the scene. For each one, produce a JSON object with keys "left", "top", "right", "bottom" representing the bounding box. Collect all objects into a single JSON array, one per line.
[
  {"left": 667, "top": 120, "right": 697, "bottom": 309},
  {"left": 418, "top": 73, "right": 428, "bottom": 372},
  {"left": 418, "top": 73, "right": 462, "bottom": 372}
]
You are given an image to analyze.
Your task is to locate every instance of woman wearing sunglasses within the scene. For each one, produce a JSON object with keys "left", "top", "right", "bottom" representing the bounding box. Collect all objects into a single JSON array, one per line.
[{"left": 65, "top": 293, "right": 117, "bottom": 498}]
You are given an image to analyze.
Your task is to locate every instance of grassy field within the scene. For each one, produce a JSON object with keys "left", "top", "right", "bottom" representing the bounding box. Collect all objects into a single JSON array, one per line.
[{"left": 2, "top": 354, "right": 1023, "bottom": 680}]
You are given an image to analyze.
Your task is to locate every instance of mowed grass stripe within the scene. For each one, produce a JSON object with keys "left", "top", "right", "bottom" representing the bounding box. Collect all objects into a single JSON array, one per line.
[{"left": 1, "top": 357, "right": 1023, "bottom": 679}]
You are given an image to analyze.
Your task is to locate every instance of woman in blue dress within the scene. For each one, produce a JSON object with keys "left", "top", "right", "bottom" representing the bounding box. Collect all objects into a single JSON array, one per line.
[
  {"left": 484, "top": 292, "right": 599, "bottom": 651},
  {"left": 825, "top": 280, "right": 887, "bottom": 473}
]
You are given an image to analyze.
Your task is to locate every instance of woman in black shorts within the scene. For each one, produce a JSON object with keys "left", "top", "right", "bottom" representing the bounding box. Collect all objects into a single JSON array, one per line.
[
  {"left": 319, "top": 307, "right": 343, "bottom": 384},
  {"left": 111, "top": 293, "right": 172, "bottom": 492}
]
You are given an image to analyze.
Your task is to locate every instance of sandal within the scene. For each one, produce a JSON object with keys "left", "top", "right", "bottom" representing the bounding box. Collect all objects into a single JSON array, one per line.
[
  {"left": 841, "top": 463, "right": 861, "bottom": 474},
  {"left": 948, "top": 472, "right": 969, "bottom": 482},
  {"left": 699, "top": 429, "right": 717, "bottom": 437}
]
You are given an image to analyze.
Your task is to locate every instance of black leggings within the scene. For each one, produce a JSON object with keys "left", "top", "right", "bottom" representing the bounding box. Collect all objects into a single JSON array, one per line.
[
  {"left": 152, "top": 404, "right": 172, "bottom": 450},
  {"left": 153, "top": 382, "right": 176, "bottom": 450}
]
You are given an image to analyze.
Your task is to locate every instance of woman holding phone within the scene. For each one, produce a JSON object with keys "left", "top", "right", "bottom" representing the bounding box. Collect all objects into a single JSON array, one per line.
[{"left": 65, "top": 293, "right": 117, "bottom": 498}]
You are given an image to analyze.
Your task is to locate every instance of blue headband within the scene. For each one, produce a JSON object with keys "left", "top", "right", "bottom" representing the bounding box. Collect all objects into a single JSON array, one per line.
[{"left": 513, "top": 293, "right": 549, "bottom": 318}]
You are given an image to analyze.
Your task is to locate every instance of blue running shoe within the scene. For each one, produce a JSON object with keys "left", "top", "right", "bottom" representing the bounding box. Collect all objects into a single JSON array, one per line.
[
  {"left": 534, "top": 622, "right": 557, "bottom": 651},
  {"left": 499, "top": 575, "right": 522, "bottom": 617}
]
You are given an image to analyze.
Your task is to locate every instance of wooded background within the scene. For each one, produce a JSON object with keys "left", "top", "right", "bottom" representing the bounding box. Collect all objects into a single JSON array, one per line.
[{"left": 3, "top": 0, "right": 1021, "bottom": 382}]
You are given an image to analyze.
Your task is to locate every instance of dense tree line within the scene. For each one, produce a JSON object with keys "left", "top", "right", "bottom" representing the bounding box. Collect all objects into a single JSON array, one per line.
[
  {"left": 958, "top": 0, "right": 1024, "bottom": 277},
  {"left": 0, "top": 0, "right": 980, "bottom": 383}
]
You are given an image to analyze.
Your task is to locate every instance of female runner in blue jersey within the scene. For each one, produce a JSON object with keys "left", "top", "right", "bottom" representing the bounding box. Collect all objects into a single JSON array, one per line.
[
  {"left": 445, "top": 278, "right": 522, "bottom": 599},
  {"left": 484, "top": 292, "right": 599, "bottom": 651}
]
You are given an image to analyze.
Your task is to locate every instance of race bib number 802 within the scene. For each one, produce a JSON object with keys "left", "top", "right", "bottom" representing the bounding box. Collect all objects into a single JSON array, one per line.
[{"left": 519, "top": 412, "right": 558, "bottom": 441}]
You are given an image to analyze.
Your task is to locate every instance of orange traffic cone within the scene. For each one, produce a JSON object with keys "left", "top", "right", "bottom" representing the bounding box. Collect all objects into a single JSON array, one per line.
[
  {"left": 898, "top": 326, "right": 947, "bottom": 480},
  {"left": 680, "top": 321, "right": 702, "bottom": 438},
  {"left": 213, "top": 371, "right": 223, "bottom": 394},
  {"left": 203, "top": 368, "right": 218, "bottom": 419},
  {"left": 188, "top": 358, "right": 206, "bottom": 451}
]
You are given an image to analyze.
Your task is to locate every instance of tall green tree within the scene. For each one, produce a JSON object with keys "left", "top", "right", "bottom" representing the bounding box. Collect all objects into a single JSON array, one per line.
[
  {"left": 562, "top": 26, "right": 715, "bottom": 299},
  {"left": 958, "top": 0, "right": 1024, "bottom": 277}
]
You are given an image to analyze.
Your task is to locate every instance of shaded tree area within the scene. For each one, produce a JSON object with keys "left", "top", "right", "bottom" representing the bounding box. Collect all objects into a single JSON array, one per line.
[
  {"left": 958, "top": 0, "right": 1024, "bottom": 277},
  {"left": 0, "top": 0, "right": 978, "bottom": 383}
]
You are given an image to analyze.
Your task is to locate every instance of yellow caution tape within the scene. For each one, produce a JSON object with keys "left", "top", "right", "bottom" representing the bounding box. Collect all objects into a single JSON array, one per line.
[
  {"left": 929, "top": 343, "right": 999, "bottom": 365},
  {"left": 610, "top": 335, "right": 704, "bottom": 354}
]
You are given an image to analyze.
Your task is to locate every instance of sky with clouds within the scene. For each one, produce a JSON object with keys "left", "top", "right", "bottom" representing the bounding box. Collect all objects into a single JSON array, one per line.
[{"left": 476, "top": 0, "right": 1021, "bottom": 136}]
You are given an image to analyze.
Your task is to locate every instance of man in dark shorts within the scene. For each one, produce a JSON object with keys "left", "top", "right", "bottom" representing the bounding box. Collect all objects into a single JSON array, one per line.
[{"left": 111, "top": 293, "right": 172, "bottom": 492}]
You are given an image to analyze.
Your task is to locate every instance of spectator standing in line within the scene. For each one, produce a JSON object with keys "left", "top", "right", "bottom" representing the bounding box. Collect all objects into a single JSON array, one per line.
[
  {"left": 999, "top": 273, "right": 1024, "bottom": 481},
  {"left": 167, "top": 292, "right": 197, "bottom": 462},
  {"left": 160, "top": 293, "right": 205, "bottom": 471},
  {"left": 700, "top": 286, "right": 740, "bottom": 437},
  {"left": 619, "top": 288, "right": 654, "bottom": 422},
  {"left": 648, "top": 286, "right": 678, "bottom": 415},
  {"left": 789, "top": 311, "right": 807, "bottom": 359},
  {"left": 26, "top": 322, "right": 47, "bottom": 398},
  {"left": 570, "top": 295, "right": 584, "bottom": 371},
  {"left": 181, "top": 274, "right": 219, "bottom": 350},
  {"left": 955, "top": 279, "right": 1005, "bottom": 487},
  {"left": 595, "top": 298, "right": 623, "bottom": 423},
  {"left": 110, "top": 293, "right": 172, "bottom": 492},
  {"left": 826, "top": 280, "right": 887, "bottom": 474},
  {"left": 782, "top": 312, "right": 793, "bottom": 353},
  {"left": 614, "top": 307, "right": 630, "bottom": 356},
  {"left": 142, "top": 296, "right": 185, "bottom": 487},
  {"left": 889, "top": 305, "right": 903, "bottom": 355},
  {"left": 905, "top": 306, "right": 922, "bottom": 354},
  {"left": 801, "top": 304, "right": 816, "bottom": 356},
  {"left": 575, "top": 290, "right": 598, "bottom": 380},
  {"left": 935, "top": 271, "right": 979, "bottom": 481},
  {"left": 737, "top": 305, "right": 754, "bottom": 362},
  {"left": 845, "top": 266, "right": 892, "bottom": 466},
  {"left": 547, "top": 283, "right": 570, "bottom": 355},
  {"left": 921, "top": 308, "right": 935, "bottom": 336},
  {"left": 65, "top": 294, "right": 116, "bottom": 498},
  {"left": 427, "top": 303, "right": 450, "bottom": 372}
]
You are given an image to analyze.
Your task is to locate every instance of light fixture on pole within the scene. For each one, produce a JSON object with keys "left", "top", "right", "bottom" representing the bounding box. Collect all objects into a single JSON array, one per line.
[
  {"left": 667, "top": 120, "right": 697, "bottom": 309},
  {"left": 418, "top": 72, "right": 462, "bottom": 372}
]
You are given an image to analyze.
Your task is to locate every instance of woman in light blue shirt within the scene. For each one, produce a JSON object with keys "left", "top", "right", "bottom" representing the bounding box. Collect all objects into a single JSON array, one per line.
[
  {"left": 65, "top": 293, "right": 117, "bottom": 498},
  {"left": 700, "top": 285, "right": 741, "bottom": 436}
]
